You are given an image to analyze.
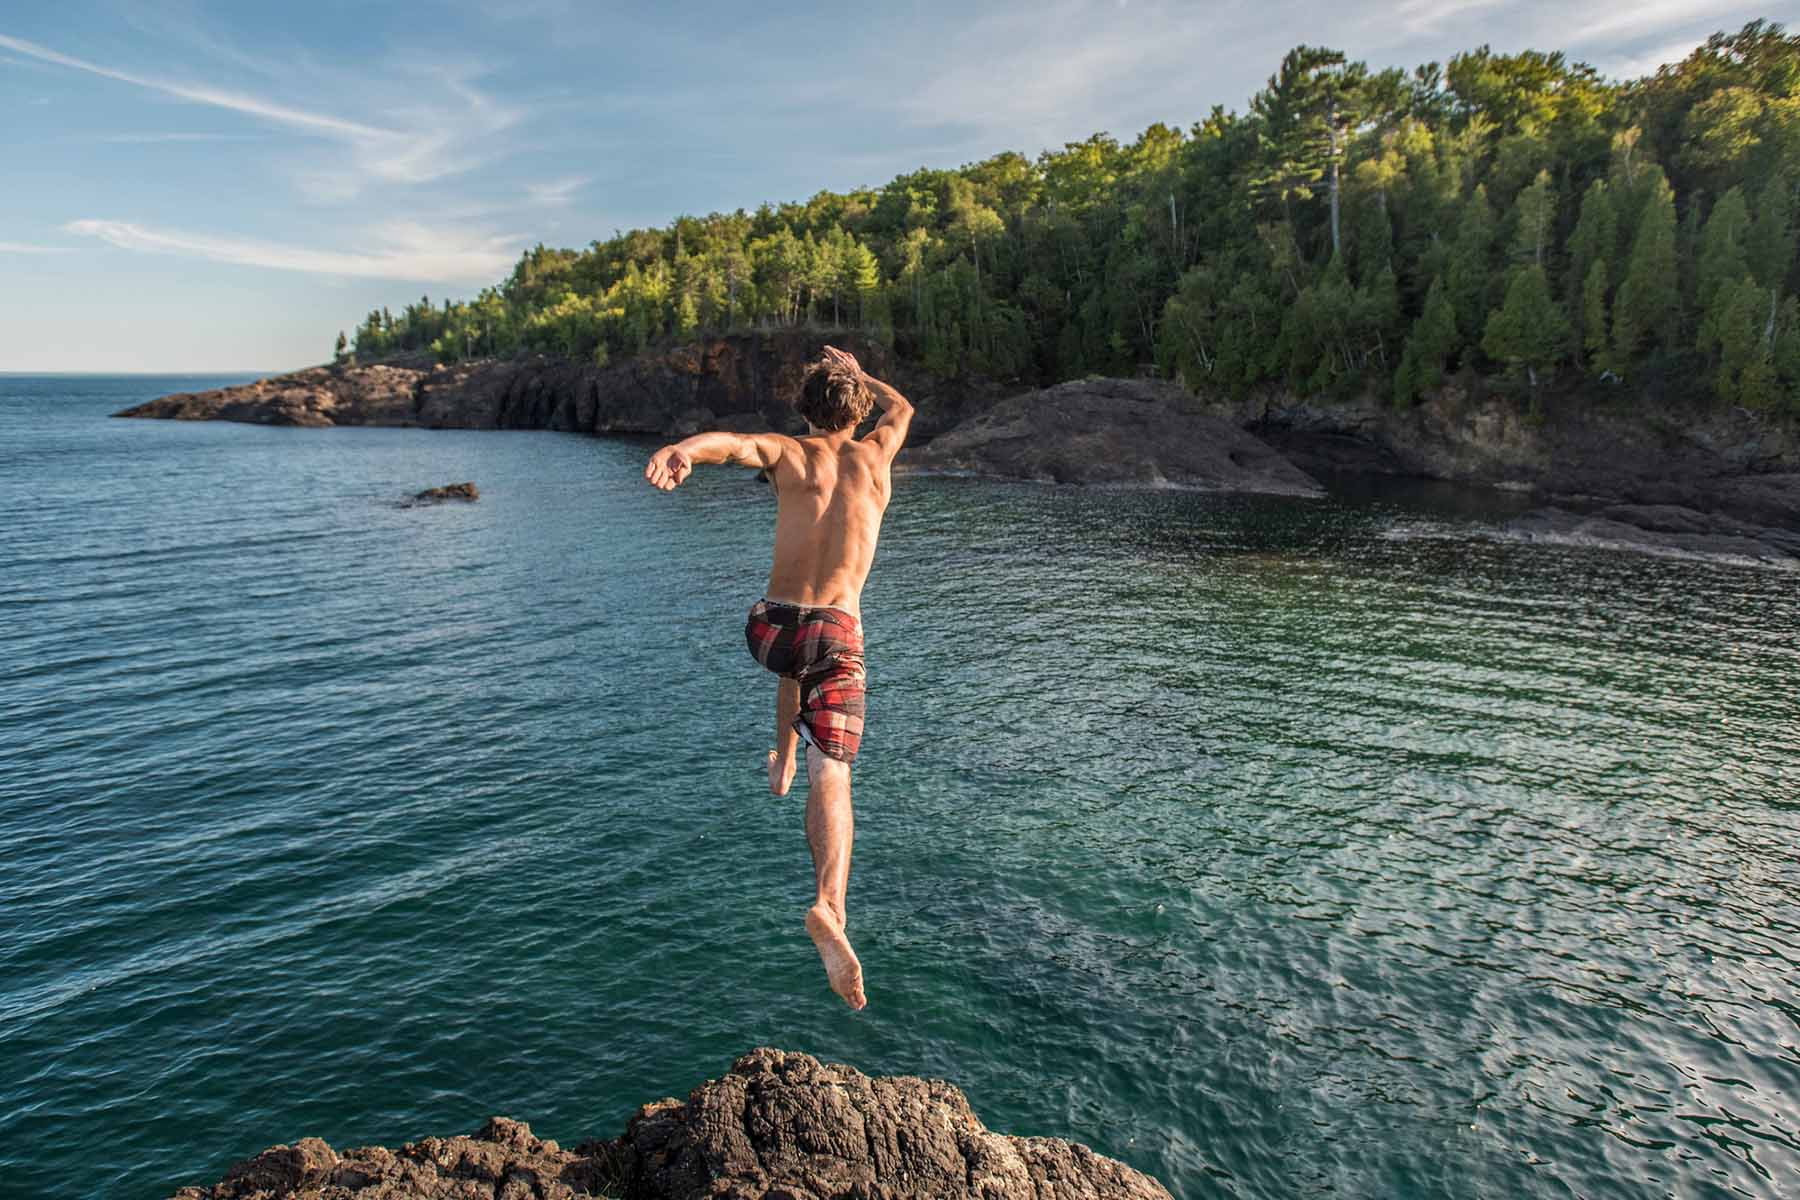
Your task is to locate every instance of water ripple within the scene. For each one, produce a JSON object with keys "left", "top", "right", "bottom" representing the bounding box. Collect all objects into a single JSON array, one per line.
[{"left": 1, "top": 381, "right": 1797, "bottom": 1199}]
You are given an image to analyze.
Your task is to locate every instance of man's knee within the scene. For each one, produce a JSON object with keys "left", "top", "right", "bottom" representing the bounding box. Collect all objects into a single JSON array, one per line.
[{"left": 806, "top": 743, "right": 852, "bottom": 784}]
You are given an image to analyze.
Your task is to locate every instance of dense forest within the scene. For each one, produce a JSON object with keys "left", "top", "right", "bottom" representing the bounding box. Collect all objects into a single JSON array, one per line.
[{"left": 341, "top": 21, "right": 1800, "bottom": 412}]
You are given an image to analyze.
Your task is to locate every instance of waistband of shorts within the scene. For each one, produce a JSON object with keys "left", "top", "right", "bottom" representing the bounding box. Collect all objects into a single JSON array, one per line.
[{"left": 758, "top": 597, "right": 861, "bottom": 625}]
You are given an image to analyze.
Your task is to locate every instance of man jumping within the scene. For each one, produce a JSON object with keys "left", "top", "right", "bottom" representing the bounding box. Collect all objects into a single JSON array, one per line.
[{"left": 643, "top": 345, "right": 913, "bottom": 1011}]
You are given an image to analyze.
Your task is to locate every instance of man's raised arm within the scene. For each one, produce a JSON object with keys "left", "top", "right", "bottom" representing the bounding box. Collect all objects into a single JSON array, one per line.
[
  {"left": 861, "top": 375, "right": 914, "bottom": 457},
  {"left": 644, "top": 431, "right": 788, "bottom": 491},
  {"left": 819, "top": 345, "right": 913, "bottom": 457}
]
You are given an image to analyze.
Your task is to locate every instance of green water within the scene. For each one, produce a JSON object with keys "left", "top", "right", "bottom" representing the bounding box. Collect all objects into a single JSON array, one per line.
[{"left": 2, "top": 377, "right": 1797, "bottom": 1198}]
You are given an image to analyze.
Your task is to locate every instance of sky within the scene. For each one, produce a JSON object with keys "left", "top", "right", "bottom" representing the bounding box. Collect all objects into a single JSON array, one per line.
[{"left": 0, "top": 0, "right": 1781, "bottom": 372}]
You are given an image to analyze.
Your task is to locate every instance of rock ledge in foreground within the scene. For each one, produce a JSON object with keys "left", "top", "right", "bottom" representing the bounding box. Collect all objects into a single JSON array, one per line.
[
  {"left": 903, "top": 377, "right": 1322, "bottom": 496},
  {"left": 170, "top": 1047, "right": 1172, "bottom": 1200}
]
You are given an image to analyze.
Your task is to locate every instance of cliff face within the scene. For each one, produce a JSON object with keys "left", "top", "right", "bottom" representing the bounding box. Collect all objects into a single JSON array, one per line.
[{"left": 169, "top": 1047, "right": 1172, "bottom": 1200}]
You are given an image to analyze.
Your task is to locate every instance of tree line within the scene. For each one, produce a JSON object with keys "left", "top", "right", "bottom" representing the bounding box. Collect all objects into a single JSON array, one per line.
[{"left": 341, "top": 21, "right": 1800, "bottom": 413}]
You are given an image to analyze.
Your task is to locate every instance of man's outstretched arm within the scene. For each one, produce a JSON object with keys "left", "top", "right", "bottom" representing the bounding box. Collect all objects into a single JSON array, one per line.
[{"left": 644, "top": 431, "right": 789, "bottom": 491}]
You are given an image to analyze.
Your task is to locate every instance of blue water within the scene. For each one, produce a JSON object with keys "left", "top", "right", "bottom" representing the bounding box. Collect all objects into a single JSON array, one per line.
[{"left": 2, "top": 376, "right": 1797, "bottom": 1200}]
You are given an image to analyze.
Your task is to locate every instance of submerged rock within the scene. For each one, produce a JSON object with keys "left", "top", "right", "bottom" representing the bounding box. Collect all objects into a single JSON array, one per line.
[
  {"left": 902, "top": 377, "right": 1323, "bottom": 496},
  {"left": 410, "top": 482, "right": 479, "bottom": 503},
  {"left": 169, "top": 1048, "right": 1171, "bottom": 1200}
]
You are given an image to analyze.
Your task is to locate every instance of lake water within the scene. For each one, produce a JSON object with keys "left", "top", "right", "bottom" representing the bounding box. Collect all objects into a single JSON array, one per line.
[{"left": 2, "top": 375, "right": 1797, "bottom": 1200}]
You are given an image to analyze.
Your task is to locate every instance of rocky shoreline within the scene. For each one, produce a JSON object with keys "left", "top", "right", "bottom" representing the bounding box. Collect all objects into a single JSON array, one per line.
[
  {"left": 168, "top": 1047, "right": 1171, "bottom": 1200},
  {"left": 115, "top": 336, "right": 1800, "bottom": 561}
]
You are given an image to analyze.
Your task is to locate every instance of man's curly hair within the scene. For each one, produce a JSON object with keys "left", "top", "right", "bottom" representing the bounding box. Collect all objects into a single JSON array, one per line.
[{"left": 795, "top": 358, "right": 873, "bottom": 432}]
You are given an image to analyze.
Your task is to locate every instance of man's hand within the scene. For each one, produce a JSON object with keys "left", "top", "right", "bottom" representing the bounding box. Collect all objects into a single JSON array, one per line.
[
  {"left": 820, "top": 345, "right": 862, "bottom": 377},
  {"left": 644, "top": 444, "right": 693, "bottom": 491}
]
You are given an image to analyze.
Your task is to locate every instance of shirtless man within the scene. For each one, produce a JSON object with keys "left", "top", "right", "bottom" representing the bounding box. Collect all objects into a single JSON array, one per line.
[{"left": 642, "top": 346, "right": 913, "bottom": 1011}]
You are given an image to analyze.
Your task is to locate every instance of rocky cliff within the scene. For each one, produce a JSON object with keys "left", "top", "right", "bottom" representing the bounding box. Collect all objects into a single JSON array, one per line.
[
  {"left": 115, "top": 342, "right": 1800, "bottom": 549},
  {"left": 114, "top": 334, "right": 995, "bottom": 444},
  {"left": 1223, "top": 385, "right": 1800, "bottom": 528},
  {"left": 906, "top": 377, "right": 1322, "bottom": 496},
  {"left": 168, "top": 1047, "right": 1171, "bottom": 1200}
]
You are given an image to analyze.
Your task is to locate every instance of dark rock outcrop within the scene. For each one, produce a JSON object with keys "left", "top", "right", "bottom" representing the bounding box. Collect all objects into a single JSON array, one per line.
[
  {"left": 1502, "top": 503, "right": 1800, "bottom": 563},
  {"left": 902, "top": 377, "right": 1322, "bottom": 495},
  {"left": 118, "top": 363, "right": 424, "bottom": 427},
  {"left": 1224, "top": 387, "right": 1800, "bottom": 529},
  {"left": 169, "top": 1048, "right": 1171, "bottom": 1200},
  {"left": 410, "top": 482, "right": 479, "bottom": 503}
]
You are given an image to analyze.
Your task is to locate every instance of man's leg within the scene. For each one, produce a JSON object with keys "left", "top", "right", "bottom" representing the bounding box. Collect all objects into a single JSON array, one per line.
[
  {"left": 768, "top": 677, "right": 800, "bottom": 796},
  {"left": 804, "top": 744, "right": 866, "bottom": 1010}
]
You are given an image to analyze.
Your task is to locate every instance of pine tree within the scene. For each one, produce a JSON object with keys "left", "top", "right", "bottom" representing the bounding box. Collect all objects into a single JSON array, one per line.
[
  {"left": 1696, "top": 186, "right": 1751, "bottom": 354},
  {"left": 1567, "top": 181, "right": 1616, "bottom": 300},
  {"left": 1566, "top": 180, "right": 1616, "bottom": 366},
  {"left": 1612, "top": 174, "right": 1678, "bottom": 369},
  {"left": 1446, "top": 185, "right": 1495, "bottom": 347},
  {"left": 333, "top": 331, "right": 348, "bottom": 364},
  {"left": 1508, "top": 170, "right": 1556, "bottom": 268},
  {"left": 1582, "top": 260, "right": 1613, "bottom": 375},
  {"left": 1483, "top": 264, "right": 1569, "bottom": 391},
  {"left": 1714, "top": 277, "right": 1777, "bottom": 407},
  {"left": 1774, "top": 297, "right": 1800, "bottom": 412},
  {"left": 1747, "top": 177, "right": 1796, "bottom": 291},
  {"left": 1396, "top": 275, "right": 1458, "bottom": 405}
]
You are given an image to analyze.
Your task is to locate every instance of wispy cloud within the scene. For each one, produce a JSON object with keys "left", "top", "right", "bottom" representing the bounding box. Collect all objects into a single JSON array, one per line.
[
  {"left": 0, "top": 31, "right": 391, "bottom": 139},
  {"left": 526, "top": 176, "right": 588, "bottom": 207},
  {"left": 1604, "top": 36, "right": 1710, "bottom": 79},
  {"left": 0, "top": 241, "right": 76, "bottom": 253},
  {"left": 0, "top": 31, "right": 524, "bottom": 194},
  {"left": 1390, "top": 0, "right": 1510, "bottom": 37},
  {"left": 1565, "top": 0, "right": 1755, "bottom": 46},
  {"left": 96, "top": 131, "right": 261, "bottom": 144},
  {"left": 882, "top": 1, "right": 1230, "bottom": 149},
  {"left": 64, "top": 218, "right": 520, "bottom": 283}
]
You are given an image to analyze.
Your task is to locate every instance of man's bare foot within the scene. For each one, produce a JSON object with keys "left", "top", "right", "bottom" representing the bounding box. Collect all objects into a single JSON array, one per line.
[
  {"left": 805, "top": 903, "right": 866, "bottom": 1010},
  {"left": 767, "top": 749, "right": 798, "bottom": 796}
]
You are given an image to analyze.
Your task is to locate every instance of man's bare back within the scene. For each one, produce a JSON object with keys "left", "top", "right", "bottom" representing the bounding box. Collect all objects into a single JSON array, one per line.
[{"left": 643, "top": 346, "right": 913, "bottom": 1011}]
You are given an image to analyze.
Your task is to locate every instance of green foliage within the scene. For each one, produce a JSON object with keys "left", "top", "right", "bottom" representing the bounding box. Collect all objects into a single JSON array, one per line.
[
  {"left": 1612, "top": 173, "right": 1679, "bottom": 370},
  {"left": 1445, "top": 185, "right": 1496, "bottom": 347},
  {"left": 1484, "top": 264, "right": 1570, "bottom": 385},
  {"left": 336, "top": 22, "right": 1800, "bottom": 414},
  {"left": 1395, "top": 276, "right": 1458, "bottom": 405},
  {"left": 1710, "top": 277, "right": 1778, "bottom": 406},
  {"left": 1506, "top": 170, "right": 1556, "bottom": 267},
  {"left": 1582, "top": 260, "right": 1613, "bottom": 375},
  {"left": 1697, "top": 187, "right": 1752, "bottom": 352}
]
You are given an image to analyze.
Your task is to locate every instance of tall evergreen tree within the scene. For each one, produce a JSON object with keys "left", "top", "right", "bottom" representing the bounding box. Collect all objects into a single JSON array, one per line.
[
  {"left": 1696, "top": 186, "right": 1752, "bottom": 354},
  {"left": 1484, "top": 264, "right": 1569, "bottom": 390},
  {"left": 1446, "top": 185, "right": 1495, "bottom": 349},
  {"left": 1612, "top": 174, "right": 1679, "bottom": 369}
]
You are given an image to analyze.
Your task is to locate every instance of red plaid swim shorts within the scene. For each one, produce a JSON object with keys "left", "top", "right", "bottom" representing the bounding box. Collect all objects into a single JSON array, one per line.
[{"left": 744, "top": 599, "right": 867, "bottom": 763}]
